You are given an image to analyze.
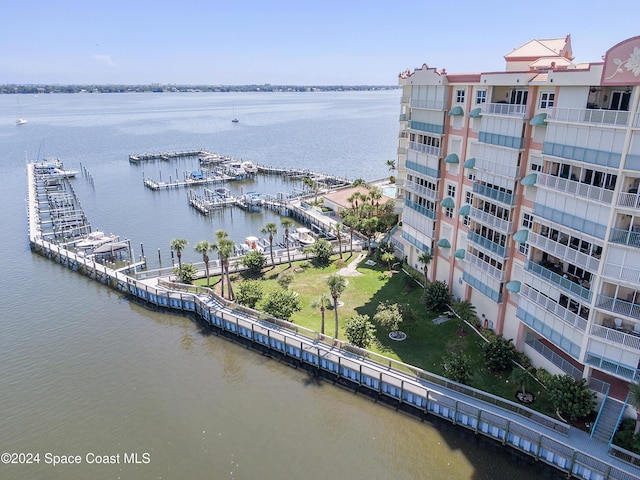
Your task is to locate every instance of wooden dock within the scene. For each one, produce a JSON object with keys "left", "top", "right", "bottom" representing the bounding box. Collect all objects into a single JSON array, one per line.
[{"left": 129, "top": 149, "right": 207, "bottom": 163}]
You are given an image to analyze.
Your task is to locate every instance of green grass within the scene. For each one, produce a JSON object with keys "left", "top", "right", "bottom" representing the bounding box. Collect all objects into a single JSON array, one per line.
[{"left": 196, "top": 254, "right": 555, "bottom": 415}]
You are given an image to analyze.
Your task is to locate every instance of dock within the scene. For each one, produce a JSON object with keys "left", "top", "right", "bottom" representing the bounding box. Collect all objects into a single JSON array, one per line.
[{"left": 129, "top": 149, "right": 207, "bottom": 163}]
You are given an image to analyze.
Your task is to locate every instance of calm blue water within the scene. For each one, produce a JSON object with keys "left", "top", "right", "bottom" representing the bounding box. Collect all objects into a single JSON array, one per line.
[{"left": 0, "top": 92, "right": 559, "bottom": 479}]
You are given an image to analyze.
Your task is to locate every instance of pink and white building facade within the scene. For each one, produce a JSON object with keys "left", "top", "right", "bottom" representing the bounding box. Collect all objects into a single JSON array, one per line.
[{"left": 395, "top": 35, "right": 640, "bottom": 395}]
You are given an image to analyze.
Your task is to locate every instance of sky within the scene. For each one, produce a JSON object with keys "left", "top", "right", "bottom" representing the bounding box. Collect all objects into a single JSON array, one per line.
[{"left": 1, "top": 0, "right": 639, "bottom": 86}]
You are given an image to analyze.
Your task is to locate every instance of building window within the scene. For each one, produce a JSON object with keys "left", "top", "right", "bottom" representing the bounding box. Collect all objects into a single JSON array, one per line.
[
  {"left": 467, "top": 172, "right": 476, "bottom": 182},
  {"left": 518, "top": 243, "right": 529, "bottom": 255},
  {"left": 522, "top": 213, "right": 533, "bottom": 229},
  {"left": 447, "top": 184, "right": 456, "bottom": 198},
  {"left": 539, "top": 92, "right": 555, "bottom": 109},
  {"left": 456, "top": 89, "right": 465, "bottom": 104},
  {"left": 465, "top": 191, "right": 473, "bottom": 204},
  {"left": 530, "top": 163, "right": 543, "bottom": 172},
  {"left": 445, "top": 207, "right": 454, "bottom": 218},
  {"left": 476, "top": 90, "right": 486, "bottom": 104},
  {"left": 463, "top": 216, "right": 470, "bottom": 227}
]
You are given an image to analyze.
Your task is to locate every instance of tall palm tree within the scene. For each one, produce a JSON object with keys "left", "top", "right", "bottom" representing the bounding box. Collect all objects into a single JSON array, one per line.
[
  {"left": 194, "top": 240, "right": 213, "bottom": 287},
  {"left": 331, "top": 222, "right": 344, "bottom": 259},
  {"left": 386, "top": 159, "right": 396, "bottom": 174},
  {"left": 368, "top": 186, "right": 382, "bottom": 216},
  {"left": 327, "top": 274, "right": 347, "bottom": 339},
  {"left": 303, "top": 176, "right": 319, "bottom": 204},
  {"left": 170, "top": 238, "right": 188, "bottom": 281},
  {"left": 214, "top": 230, "right": 229, "bottom": 298},
  {"left": 418, "top": 252, "right": 433, "bottom": 287},
  {"left": 261, "top": 222, "right": 278, "bottom": 267},
  {"left": 311, "top": 293, "right": 331, "bottom": 335},
  {"left": 629, "top": 381, "right": 640, "bottom": 435},
  {"left": 280, "top": 218, "right": 294, "bottom": 267}
]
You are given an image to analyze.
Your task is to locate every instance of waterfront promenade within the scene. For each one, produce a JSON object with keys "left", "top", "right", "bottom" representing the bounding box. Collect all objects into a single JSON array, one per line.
[{"left": 25, "top": 162, "right": 640, "bottom": 480}]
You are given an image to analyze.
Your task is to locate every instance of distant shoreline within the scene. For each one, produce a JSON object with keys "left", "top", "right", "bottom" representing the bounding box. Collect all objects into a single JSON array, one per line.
[{"left": 1, "top": 84, "right": 400, "bottom": 95}]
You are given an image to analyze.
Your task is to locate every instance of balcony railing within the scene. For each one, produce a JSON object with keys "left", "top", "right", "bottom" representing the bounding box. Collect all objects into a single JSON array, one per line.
[
  {"left": 527, "top": 231, "right": 600, "bottom": 272},
  {"left": 609, "top": 227, "right": 640, "bottom": 248},
  {"left": 472, "top": 183, "right": 515, "bottom": 206},
  {"left": 520, "top": 284, "right": 587, "bottom": 331},
  {"left": 404, "top": 180, "right": 439, "bottom": 201},
  {"left": 535, "top": 172, "right": 614, "bottom": 205},
  {"left": 408, "top": 141, "right": 441, "bottom": 158},
  {"left": 404, "top": 199, "right": 437, "bottom": 220},
  {"left": 601, "top": 263, "right": 640, "bottom": 284},
  {"left": 525, "top": 260, "right": 593, "bottom": 302},
  {"left": 596, "top": 294, "right": 640, "bottom": 320},
  {"left": 547, "top": 107, "right": 630, "bottom": 127},
  {"left": 405, "top": 160, "right": 441, "bottom": 180},
  {"left": 590, "top": 324, "right": 640, "bottom": 351},
  {"left": 467, "top": 231, "right": 508, "bottom": 257},
  {"left": 410, "top": 98, "right": 448, "bottom": 111},
  {"left": 617, "top": 191, "right": 640, "bottom": 209},
  {"left": 465, "top": 252, "right": 506, "bottom": 282},
  {"left": 482, "top": 103, "right": 527, "bottom": 117},
  {"left": 469, "top": 207, "right": 512, "bottom": 233},
  {"left": 474, "top": 156, "right": 521, "bottom": 179}
]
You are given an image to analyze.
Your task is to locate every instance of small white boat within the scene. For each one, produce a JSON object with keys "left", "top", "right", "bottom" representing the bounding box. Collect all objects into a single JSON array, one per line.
[
  {"left": 34, "top": 159, "right": 78, "bottom": 178},
  {"left": 76, "top": 231, "right": 119, "bottom": 249},
  {"left": 93, "top": 241, "right": 129, "bottom": 255},
  {"left": 243, "top": 236, "right": 264, "bottom": 252},
  {"left": 241, "top": 161, "right": 258, "bottom": 174},
  {"left": 225, "top": 161, "right": 246, "bottom": 178},
  {"left": 291, "top": 227, "right": 316, "bottom": 246},
  {"left": 16, "top": 118, "right": 27, "bottom": 125}
]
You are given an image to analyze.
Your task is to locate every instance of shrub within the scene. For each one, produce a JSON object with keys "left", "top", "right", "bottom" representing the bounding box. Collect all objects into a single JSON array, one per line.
[
  {"left": 482, "top": 335, "right": 517, "bottom": 372},
  {"left": 373, "top": 301, "right": 404, "bottom": 332},
  {"left": 421, "top": 280, "right": 452, "bottom": 313},
  {"left": 241, "top": 250, "right": 267, "bottom": 274},
  {"left": 442, "top": 351, "right": 472, "bottom": 385},
  {"left": 344, "top": 314, "right": 376, "bottom": 349},
  {"left": 235, "top": 281, "right": 263, "bottom": 309},
  {"left": 547, "top": 375, "right": 596, "bottom": 421}
]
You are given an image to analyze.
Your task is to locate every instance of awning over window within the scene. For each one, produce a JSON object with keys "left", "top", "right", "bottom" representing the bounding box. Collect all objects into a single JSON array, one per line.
[
  {"left": 521, "top": 173, "right": 537, "bottom": 187},
  {"left": 448, "top": 106, "right": 464, "bottom": 116},
  {"left": 530, "top": 113, "right": 548, "bottom": 126},
  {"left": 454, "top": 249, "right": 466, "bottom": 259},
  {"left": 458, "top": 204, "right": 471, "bottom": 216},
  {"left": 506, "top": 280, "right": 521, "bottom": 293},
  {"left": 444, "top": 153, "right": 459, "bottom": 164},
  {"left": 440, "top": 197, "right": 455, "bottom": 208},
  {"left": 513, "top": 229, "right": 529, "bottom": 244},
  {"left": 463, "top": 157, "right": 476, "bottom": 169},
  {"left": 437, "top": 238, "right": 451, "bottom": 248},
  {"left": 469, "top": 107, "right": 482, "bottom": 118}
]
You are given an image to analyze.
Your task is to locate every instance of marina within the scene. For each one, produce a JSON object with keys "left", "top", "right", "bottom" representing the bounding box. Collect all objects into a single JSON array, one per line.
[{"left": 24, "top": 154, "right": 640, "bottom": 480}]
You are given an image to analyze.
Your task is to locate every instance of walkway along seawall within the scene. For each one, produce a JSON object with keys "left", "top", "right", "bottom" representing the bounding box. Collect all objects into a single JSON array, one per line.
[{"left": 25, "top": 163, "right": 640, "bottom": 480}]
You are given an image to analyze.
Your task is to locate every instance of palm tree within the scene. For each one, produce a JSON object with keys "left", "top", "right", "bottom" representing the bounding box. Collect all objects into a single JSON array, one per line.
[
  {"left": 418, "top": 252, "right": 433, "bottom": 287},
  {"left": 629, "top": 381, "right": 640, "bottom": 434},
  {"left": 340, "top": 213, "right": 358, "bottom": 256},
  {"left": 194, "top": 240, "right": 213, "bottom": 287},
  {"left": 261, "top": 222, "right": 278, "bottom": 267},
  {"left": 331, "top": 222, "right": 344, "bottom": 259},
  {"left": 214, "top": 230, "right": 230, "bottom": 298},
  {"left": 386, "top": 159, "right": 396, "bottom": 174},
  {"left": 303, "top": 176, "right": 319, "bottom": 204},
  {"left": 327, "top": 274, "right": 347, "bottom": 339},
  {"left": 368, "top": 187, "right": 382, "bottom": 216},
  {"left": 311, "top": 293, "right": 331, "bottom": 335},
  {"left": 170, "top": 238, "right": 188, "bottom": 281},
  {"left": 280, "top": 218, "right": 294, "bottom": 267}
]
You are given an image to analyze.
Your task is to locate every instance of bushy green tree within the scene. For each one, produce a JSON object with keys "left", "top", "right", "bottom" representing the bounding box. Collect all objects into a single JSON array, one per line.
[
  {"left": 305, "top": 238, "right": 333, "bottom": 266},
  {"left": 421, "top": 280, "right": 452, "bottom": 313},
  {"left": 262, "top": 289, "right": 302, "bottom": 321},
  {"left": 174, "top": 263, "right": 197, "bottom": 284},
  {"left": 373, "top": 301, "right": 404, "bottom": 332},
  {"left": 241, "top": 249, "right": 267, "bottom": 274},
  {"left": 482, "top": 335, "right": 517, "bottom": 372},
  {"left": 547, "top": 375, "right": 596, "bottom": 421},
  {"left": 442, "top": 352, "right": 472, "bottom": 385},
  {"left": 344, "top": 314, "right": 376, "bottom": 349},
  {"left": 235, "top": 281, "right": 263, "bottom": 309}
]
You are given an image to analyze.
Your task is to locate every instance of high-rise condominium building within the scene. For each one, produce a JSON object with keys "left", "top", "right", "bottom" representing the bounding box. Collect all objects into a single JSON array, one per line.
[{"left": 394, "top": 35, "right": 640, "bottom": 396}]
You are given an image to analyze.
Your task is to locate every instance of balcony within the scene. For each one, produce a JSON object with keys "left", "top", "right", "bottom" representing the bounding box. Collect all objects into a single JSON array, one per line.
[
  {"left": 408, "top": 141, "right": 441, "bottom": 158},
  {"left": 409, "top": 120, "right": 444, "bottom": 135},
  {"left": 535, "top": 172, "right": 614, "bottom": 204},
  {"left": 474, "top": 156, "right": 521, "bottom": 179},
  {"left": 481, "top": 102, "right": 527, "bottom": 118},
  {"left": 590, "top": 323, "right": 640, "bottom": 351},
  {"left": 601, "top": 263, "right": 640, "bottom": 284},
  {"left": 546, "top": 107, "right": 630, "bottom": 127},
  {"left": 465, "top": 251, "right": 506, "bottom": 282},
  {"left": 404, "top": 199, "right": 437, "bottom": 220},
  {"left": 609, "top": 227, "right": 640, "bottom": 248},
  {"left": 404, "top": 180, "right": 439, "bottom": 201},
  {"left": 525, "top": 259, "right": 593, "bottom": 302},
  {"left": 410, "top": 98, "right": 448, "bottom": 111},
  {"left": 520, "top": 284, "right": 587, "bottom": 331},
  {"left": 405, "top": 160, "right": 441, "bottom": 180},
  {"left": 527, "top": 231, "right": 600, "bottom": 272},
  {"left": 596, "top": 294, "right": 640, "bottom": 321},
  {"left": 472, "top": 183, "right": 515, "bottom": 206},
  {"left": 467, "top": 231, "right": 508, "bottom": 257},
  {"left": 617, "top": 191, "right": 640, "bottom": 209},
  {"left": 469, "top": 206, "right": 512, "bottom": 233},
  {"left": 478, "top": 131, "right": 525, "bottom": 150}
]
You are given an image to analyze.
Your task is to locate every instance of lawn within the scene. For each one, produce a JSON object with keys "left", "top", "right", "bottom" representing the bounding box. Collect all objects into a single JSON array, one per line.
[{"left": 195, "top": 253, "right": 555, "bottom": 416}]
